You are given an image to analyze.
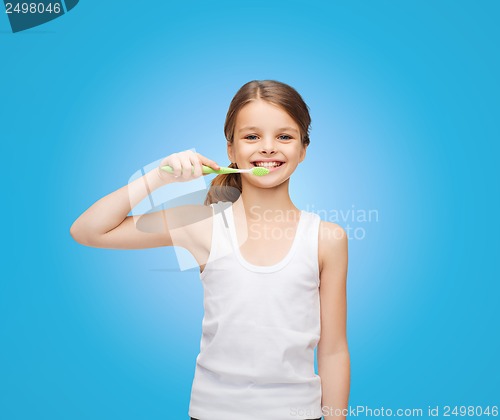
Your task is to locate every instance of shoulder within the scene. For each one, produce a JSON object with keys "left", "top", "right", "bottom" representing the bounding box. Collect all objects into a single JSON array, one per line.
[
  {"left": 318, "top": 220, "right": 348, "bottom": 274},
  {"left": 318, "top": 220, "right": 348, "bottom": 250}
]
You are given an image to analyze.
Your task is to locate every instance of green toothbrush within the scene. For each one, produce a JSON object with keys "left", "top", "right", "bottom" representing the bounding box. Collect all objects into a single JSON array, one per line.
[{"left": 160, "top": 164, "right": 270, "bottom": 176}]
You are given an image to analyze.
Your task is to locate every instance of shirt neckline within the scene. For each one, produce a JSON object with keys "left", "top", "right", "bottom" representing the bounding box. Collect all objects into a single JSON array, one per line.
[{"left": 226, "top": 204, "right": 306, "bottom": 273}]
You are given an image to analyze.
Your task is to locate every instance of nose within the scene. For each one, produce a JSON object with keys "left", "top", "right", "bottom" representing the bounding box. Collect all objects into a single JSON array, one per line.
[{"left": 259, "top": 137, "right": 277, "bottom": 155}]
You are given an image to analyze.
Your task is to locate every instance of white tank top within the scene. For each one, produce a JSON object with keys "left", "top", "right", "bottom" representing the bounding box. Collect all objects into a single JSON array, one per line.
[{"left": 188, "top": 201, "right": 323, "bottom": 420}]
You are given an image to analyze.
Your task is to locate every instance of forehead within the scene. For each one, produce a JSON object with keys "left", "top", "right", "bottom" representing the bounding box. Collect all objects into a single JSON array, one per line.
[{"left": 235, "top": 100, "right": 299, "bottom": 130}]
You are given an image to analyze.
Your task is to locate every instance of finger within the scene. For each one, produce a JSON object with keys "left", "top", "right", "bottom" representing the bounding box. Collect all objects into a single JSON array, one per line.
[
  {"left": 179, "top": 153, "right": 193, "bottom": 180},
  {"left": 189, "top": 152, "right": 202, "bottom": 178},
  {"left": 197, "top": 153, "right": 220, "bottom": 171},
  {"left": 168, "top": 153, "right": 182, "bottom": 178}
]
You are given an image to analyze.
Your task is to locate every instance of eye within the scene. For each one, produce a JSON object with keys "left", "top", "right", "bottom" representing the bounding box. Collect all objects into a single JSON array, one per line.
[
  {"left": 245, "top": 135, "right": 259, "bottom": 140},
  {"left": 278, "top": 134, "right": 292, "bottom": 140}
]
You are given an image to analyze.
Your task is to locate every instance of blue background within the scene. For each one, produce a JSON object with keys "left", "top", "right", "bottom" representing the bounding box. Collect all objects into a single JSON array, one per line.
[{"left": 1, "top": 1, "right": 499, "bottom": 419}]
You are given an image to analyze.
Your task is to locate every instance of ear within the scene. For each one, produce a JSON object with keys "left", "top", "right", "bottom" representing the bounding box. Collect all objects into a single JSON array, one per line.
[
  {"left": 227, "top": 141, "right": 234, "bottom": 163},
  {"left": 299, "top": 144, "right": 307, "bottom": 163}
]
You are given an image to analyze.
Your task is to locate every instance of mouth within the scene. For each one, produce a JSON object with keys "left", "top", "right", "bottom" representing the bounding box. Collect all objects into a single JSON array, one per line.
[{"left": 250, "top": 161, "right": 285, "bottom": 172}]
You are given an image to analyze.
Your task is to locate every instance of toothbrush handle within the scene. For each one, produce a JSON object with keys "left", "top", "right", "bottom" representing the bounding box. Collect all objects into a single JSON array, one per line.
[
  {"left": 160, "top": 164, "right": 226, "bottom": 175},
  {"left": 201, "top": 165, "right": 218, "bottom": 174}
]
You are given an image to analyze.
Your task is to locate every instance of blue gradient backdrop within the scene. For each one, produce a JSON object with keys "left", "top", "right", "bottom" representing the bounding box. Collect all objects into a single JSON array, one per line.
[{"left": 1, "top": 1, "right": 499, "bottom": 419}]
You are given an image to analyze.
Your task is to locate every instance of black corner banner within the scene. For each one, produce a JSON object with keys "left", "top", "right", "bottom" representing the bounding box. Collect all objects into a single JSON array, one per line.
[{"left": 4, "top": 0, "right": 79, "bottom": 33}]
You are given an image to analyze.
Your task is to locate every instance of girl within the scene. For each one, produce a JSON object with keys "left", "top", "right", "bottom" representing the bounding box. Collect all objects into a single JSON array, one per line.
[{"left": 70, "top": 80, "right": 350, "bottom": 420}]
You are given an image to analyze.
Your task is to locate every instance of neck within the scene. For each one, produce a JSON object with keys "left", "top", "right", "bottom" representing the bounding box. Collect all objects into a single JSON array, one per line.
[{"left": 234, "top": 178, "right": 300, "bottom": 222}]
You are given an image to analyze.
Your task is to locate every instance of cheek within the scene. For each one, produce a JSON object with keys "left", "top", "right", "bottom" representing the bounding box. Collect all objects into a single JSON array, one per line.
[
  {"left": 237, "top": 144, "right": 255, "bottom": 156},
  {"left": 289, "top": 146, "right": 304, "bottom": 160}
]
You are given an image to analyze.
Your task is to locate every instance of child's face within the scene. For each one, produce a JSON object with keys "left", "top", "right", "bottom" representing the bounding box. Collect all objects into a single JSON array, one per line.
[{"left": 228, "top": 99, "right": 307, "bottom": 183}]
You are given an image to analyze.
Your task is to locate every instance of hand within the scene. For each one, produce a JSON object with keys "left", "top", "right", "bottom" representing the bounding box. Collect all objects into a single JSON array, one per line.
[{"left": 156, "top": 150, "right": 220, "bottom": 183}]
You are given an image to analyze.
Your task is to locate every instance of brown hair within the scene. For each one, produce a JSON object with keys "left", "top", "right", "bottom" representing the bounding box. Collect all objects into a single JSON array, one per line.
[{"left": 204, "top": 80, "right": 311, "bottom": 205}]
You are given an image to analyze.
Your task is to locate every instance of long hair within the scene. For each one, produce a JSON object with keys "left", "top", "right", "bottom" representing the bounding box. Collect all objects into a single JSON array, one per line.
[{"left": 204, "top": 80, "right": 311, "bottom": 205}]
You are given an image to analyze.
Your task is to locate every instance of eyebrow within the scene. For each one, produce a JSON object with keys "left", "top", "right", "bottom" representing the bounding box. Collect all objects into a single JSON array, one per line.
[{"left": 238, "top": 126, "right": 299, "bottom": 134}]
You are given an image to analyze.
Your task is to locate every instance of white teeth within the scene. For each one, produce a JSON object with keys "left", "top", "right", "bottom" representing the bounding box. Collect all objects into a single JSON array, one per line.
[{"left": 254, "top": 162, "right": 283, "bottom": 167}]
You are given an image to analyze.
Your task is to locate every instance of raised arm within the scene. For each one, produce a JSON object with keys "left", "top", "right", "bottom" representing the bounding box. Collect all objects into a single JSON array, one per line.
[{"left": 69, "top": 150, "right": 219, "bottom": 249}]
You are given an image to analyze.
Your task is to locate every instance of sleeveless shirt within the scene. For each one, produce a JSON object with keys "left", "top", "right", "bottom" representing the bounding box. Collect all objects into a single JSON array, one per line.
[{"left": 188, "top": 201, "right": 323, "bottom": 420}]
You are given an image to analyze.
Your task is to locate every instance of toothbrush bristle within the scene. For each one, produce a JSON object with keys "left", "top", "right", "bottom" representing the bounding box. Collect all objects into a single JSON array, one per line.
[{"left": 252, "top": 166, "right": 270, "bottom": 176}]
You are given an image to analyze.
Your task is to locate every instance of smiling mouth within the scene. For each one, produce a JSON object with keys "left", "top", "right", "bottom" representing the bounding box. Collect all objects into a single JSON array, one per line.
[{"left": 251, "top": 161, "right": 285, "bottom": 168}]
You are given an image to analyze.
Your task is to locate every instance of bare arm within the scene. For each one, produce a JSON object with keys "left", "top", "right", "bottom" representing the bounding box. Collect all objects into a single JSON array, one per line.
[
  {"left": 318, "top": 222, "right": 350, "bottom": 419},
  {"left": 70, "top": 168, "right": 170, "bottom": 248},
  {"left": 69, "top": 150, "right": 219, "bottom": 249}
]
